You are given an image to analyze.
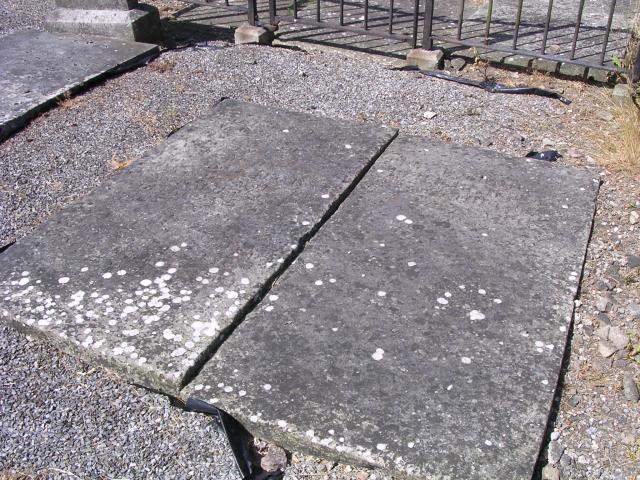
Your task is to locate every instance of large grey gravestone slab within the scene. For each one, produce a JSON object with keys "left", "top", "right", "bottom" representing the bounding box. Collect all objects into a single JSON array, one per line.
[
  {"left": 189, "top": 136, "right": 599, "bottom": 479},
  {"left": 0, "top": 30, "right": 158, "bottom": 141},
  {"left": 0, "top": 99, "right": 396, "bottom": 393}
]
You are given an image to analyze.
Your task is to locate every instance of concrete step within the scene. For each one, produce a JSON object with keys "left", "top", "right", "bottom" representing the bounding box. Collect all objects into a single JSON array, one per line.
[{"left": 187, "top": 135, "right": 599, "bottom": 479}]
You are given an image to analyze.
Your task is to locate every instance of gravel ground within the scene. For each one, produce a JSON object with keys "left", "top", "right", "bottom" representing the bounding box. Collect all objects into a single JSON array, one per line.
[
  {"left": 1, "top": 3, "right": 639, "bottom": 479},
  {"left": 0, "top": 324, "right": 239, "bottom": 479},
  {"left": 0, "top": 0, "right": 53, "bottom": 36}
]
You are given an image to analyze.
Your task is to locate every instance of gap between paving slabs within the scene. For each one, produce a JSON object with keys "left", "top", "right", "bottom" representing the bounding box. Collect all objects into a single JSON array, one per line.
[{"left": 0, "top": 99, "right": 397, "bottom": 395}]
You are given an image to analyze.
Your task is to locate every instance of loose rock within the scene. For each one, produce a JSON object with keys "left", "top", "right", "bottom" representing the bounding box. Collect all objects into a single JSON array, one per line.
[{"left": 623, "top": 373, "right": 640, "bottom": 402}]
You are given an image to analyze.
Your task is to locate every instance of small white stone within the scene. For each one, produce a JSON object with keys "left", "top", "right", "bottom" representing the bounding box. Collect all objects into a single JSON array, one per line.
[
  {"left": 372, "top": 348, "right": 384, "bottom": 361},
  {"left": 469, "top": 310, "right": 485, "bottom": 320}
]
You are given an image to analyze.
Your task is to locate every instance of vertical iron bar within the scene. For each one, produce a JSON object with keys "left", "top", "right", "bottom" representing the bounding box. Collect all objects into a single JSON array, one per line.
[
  {"left": 484, "top": 0, "right": 493, "bottom": 45},
  {"left": 225, "top": 0, "right": 229, "bottom": 6},
  {"left": 540, "top": 0, "right": 554, "bottom": 54},
  {"left": 269, "top": 0, "right": 276, "bottom": 24},
  {"left": 412, "top": 0, "right": 420, "bottom": 48},
  {"left": 248, "top": 0, "right": 257, "bottom": 25},
  {"left": 570, "top": 0, "right": 585, "bottom": 58},
  {"left": 422, "top": 0, "right": 434, "bottom": 49},
  {"left": 456, "top": 0, "right": 465, "bottom": 40},
  {"left": 365, "top": 0, "right": 369, "bottom": 29},
  {"left": 316, "top": 0, "right": 320, "bottom": 22},
  {"left": 294, "top": 0, "right": 298, "bottom": 18},
  {"left": 512, "top": 0, "right": 524, "bottom": 49},
  {"left": 339, "top": 0, "right": 344, "bottom": 25},
  {"left": 389, "top": 0, "right": 394, "bottom": 33},
  {"left": 599, "top": 0, "right": 617, "bottom": 65}
]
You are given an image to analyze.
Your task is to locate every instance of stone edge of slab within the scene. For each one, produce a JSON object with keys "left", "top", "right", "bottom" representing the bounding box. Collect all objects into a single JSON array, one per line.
[{"left": 0, "top": 31, "right": 159, "bottom": 142}]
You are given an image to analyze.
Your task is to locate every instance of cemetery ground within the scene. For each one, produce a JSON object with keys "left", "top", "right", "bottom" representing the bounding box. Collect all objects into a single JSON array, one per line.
[{"left": 0, "top": 0, "right": 639, "bottom": 479}]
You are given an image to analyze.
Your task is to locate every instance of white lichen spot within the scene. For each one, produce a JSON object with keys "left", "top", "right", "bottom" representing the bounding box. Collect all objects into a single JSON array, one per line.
[
  {"left": 102, "top": 273, "right": 112, "bottom": 279},
  {"left": 117, "top": 270, "right": 126, "bottom": 276},
  {"left": 171, "top": 347, "right": 186, "bottom": 357},
  {"left": 226, "top": 290, "right": 238, "bottom": 299},
  {"left": 18, "top": 277, "right": 30, "bottom": 286},
  {"left": 469, "top": 310, "right": 485, "bottom": 320},
  {"left": 484, "top": 440, "right": 493, "bottom": 446},
  {"left": 269, "top": 294, "right": 279, "bottom": 301},
  {"left": 541, "top": 379, "right": 549, "bottom": 385},
  {"left": 407, "top": 261, "right": 416, "bottom": 267},
  {"left": 155, "top": 261, "right": 165, "bottom": 267},
  {"left": 407, "top": 442, "right": 415, "bottom": 448},
  {"left": 321, "top": 194, "right": 330, "bottom": 199},
  {"left": 305, "top": 263, "right": 314, "bottom": 269},
  {"left": 478, "top": 289, "right": 486, "bottom": 295},
  {"left": 376, "top": 444, "right": 387, "bottom": 451},
  {"left": 461, "top": 356, "right": 472, "bottom": 364},
  {"left": 277, "top": 420, "right": 288, "bottom": 429},
  {"left": 371, "top": 348, "right": 384, "bottom": 361},
  {"left": 345, "top": 144, "right": 352, "bottom": 149},
  {"left": 238, "top": 390, "right": 246, "bottom": 397},
  {"left": 493, "top": 298, "right": 502, "bottom": 304},
  {"left": 377, "top": 291, "right": 387, "bottom": 297},
  {"left": 241, "top": 277, "right": 250, "bottom": 285},
  {"left": 223, "top": 386, "right": 233, "bottom": 393},
  {"left": 170, "top": 246, "right": 180, "bottom": 252},
  {"left": 396, "top": 214, "right": 407, "bottom": 221},
  {"left": 58, "top": 277, "right": 70, "bottom": 284},
  {"left": 263, "top": 384, "right": 272, "bottom": 391},
  {"left": 315, "top": 280, "right": 323, "bottom": 286},
  {"left": 437, "top": 297, "right": 448, "bottom": 305},
  {"left": 80, "top": 267, "right": 88, "bottom": 272}
]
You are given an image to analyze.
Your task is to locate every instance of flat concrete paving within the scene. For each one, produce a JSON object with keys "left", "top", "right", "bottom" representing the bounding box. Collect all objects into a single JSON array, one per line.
[
  {"left": 0, "top": 99, "right": 396, "bottom": 393},
  {"left": 189, "top": 136, "right": 599, "bottom": 479},
  {"left": 0, "top": 30, "right": 158, "bottom": 141}
]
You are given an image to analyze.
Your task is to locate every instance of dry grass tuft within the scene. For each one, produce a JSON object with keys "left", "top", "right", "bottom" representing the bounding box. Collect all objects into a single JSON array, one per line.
[
  {"left": 109, "top": 155, "right": 135, "bottom": 171},
  {"left": 149, "top": 60, "right": 176, "bottom": 73},
  {"left": 595, "top": 94, "right": 640, "bottom": 176},
  {"left": 57, "top": 92, "right": 85, "bottom": 111}
]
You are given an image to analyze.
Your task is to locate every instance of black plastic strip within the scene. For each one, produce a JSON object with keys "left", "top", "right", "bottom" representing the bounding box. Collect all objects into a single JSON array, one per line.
[{"left": 396, "top": 65, "right": 572, "bottom": 104}]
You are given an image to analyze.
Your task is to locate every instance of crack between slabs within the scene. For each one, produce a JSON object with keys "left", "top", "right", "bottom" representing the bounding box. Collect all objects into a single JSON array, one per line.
[{"left": 178, "top": 129, "right": 399, "bottom": 391}]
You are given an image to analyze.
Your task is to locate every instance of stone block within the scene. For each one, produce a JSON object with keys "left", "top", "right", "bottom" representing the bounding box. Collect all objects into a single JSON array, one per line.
[
  {"left": 405, "top": 48, "right": 444, "bottom": 70},
  {"left": 234, "top": 23, "right": 273, "bottom": 45},
  {"left": 45, "top": 3, "right": 162, "bottom": 44}
]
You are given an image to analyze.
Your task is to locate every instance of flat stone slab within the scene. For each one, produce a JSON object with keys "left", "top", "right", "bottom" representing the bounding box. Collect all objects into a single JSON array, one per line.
[
  {"left": 0, "top": 30, "right": 158, "bottom": 141},
  {"left": 189, "top": 136, "right": 599, "bottom": 479},
  {"left": 0, "top": 99, "right": 396, "bottom": 393}
]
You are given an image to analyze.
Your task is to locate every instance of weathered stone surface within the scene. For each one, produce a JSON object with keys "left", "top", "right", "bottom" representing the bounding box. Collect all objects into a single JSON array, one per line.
[
  {"left": 0, "top": 99, "right": 396, "bottom": 394},
  {"left": 405, "top": 48, "right": 444, "bottom": 70},
  {"left": 45, "top": 4, "right": 163, "bottom": 44},
  {"left": 189, "top": 136, "right": 599, "bottom": 479},
  {"left": 0, "top": 30, "right": 158, "bottom": 141},
  {"left": 234, "top": 24, "right": 274, "bottom": 45}
]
